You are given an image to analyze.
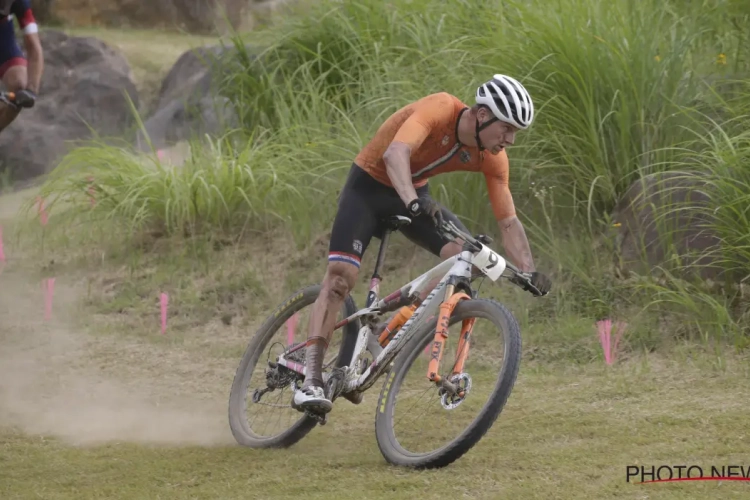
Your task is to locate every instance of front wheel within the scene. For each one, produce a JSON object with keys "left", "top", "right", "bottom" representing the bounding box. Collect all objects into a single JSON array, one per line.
[{"left": 374, "top": 298, "right": 522, "bottom": 468}]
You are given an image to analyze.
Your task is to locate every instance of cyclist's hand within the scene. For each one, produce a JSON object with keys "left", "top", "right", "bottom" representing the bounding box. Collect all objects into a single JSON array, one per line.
[
  {"left": 511, "top": 271, "right": 551, "bottom": 297},
  {"left": 15, "top": 89, "right": 36, "bottom": 109},
  {"left": 407, "top": 196, "right": 444, "bottom": 228}
]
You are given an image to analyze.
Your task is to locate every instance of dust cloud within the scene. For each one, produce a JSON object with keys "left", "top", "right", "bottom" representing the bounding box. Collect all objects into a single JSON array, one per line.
[{"left": 0, "top": 273, "right": 233, "bottom": 446}]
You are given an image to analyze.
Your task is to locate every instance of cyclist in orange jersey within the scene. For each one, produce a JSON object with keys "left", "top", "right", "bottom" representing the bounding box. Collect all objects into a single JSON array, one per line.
[{"left": 292, "top": 74, "right": 552, "bottom": 413}]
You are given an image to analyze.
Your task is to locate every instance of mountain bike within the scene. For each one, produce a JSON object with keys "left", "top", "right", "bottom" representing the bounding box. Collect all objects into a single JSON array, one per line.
[{"left": 228, "top": 215, "right": 542, "bottom": 469}]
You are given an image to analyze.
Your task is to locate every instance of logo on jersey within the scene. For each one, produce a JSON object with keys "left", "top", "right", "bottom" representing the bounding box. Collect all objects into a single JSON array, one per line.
[
  {"left": 352, "top": 239, "right": 363, "bottom": 254},
  {"left": 441, "top": 135, "right": 450, "bottom": 146},
  {"left": 460, "top": 150, "right": 471, "bottom": 163}
]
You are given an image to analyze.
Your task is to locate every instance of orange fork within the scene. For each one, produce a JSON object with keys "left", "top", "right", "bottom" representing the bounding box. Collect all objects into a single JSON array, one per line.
[
  {"left": 451, "top": 317, "right": 475, "bottom": 377},
  {"left": 427, "top": 287, "right": 473, "bottom": 395}
]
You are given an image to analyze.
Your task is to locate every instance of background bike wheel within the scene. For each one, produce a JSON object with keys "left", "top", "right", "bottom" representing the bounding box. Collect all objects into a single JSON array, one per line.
[
  {"left": 228, "top": 284, "right": 359, "bottom": 448},
  {"left": 374, "top": 298, "right": 522, "bottom": 468}
]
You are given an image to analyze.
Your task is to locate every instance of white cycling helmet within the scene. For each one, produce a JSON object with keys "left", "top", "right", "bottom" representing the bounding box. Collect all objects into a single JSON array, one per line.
[{"left": 475, "top": 74, "right": 534, "bottom": 130}]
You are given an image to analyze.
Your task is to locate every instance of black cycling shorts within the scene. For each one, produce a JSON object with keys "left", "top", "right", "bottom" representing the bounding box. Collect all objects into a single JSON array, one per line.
[{"left": 327, "top": 163, "right": 470, "bottom": 269}]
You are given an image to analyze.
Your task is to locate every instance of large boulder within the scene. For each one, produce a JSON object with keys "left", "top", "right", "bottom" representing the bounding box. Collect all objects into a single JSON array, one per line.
[
  {"left": 612, "top": 171, "right": 731, "bottom": 282},
  {"left": 0, "top": 30, "right": 139, "bottom": 182},
  {"left": 135, "top": 45, "right": 238, "bottom": 152}
]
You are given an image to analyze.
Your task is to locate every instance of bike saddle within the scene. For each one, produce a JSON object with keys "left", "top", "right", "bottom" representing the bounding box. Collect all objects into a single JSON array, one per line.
[{"left": 382, "top": 215, "right": 412, "bottom": 231}]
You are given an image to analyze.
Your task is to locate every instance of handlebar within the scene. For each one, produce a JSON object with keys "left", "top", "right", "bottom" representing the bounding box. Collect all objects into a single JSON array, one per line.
[{"left": 438, "top": 219, "right": 540, "bottom": 292}]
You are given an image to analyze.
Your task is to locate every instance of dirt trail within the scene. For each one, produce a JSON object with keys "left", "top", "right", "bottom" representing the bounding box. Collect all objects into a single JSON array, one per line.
[{"left": 0, "top": 271, "right": 235, "bottom": 446}]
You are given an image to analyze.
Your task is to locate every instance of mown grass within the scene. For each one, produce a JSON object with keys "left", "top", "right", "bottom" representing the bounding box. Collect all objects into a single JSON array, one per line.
[{"left": 2, "top": 350, "right": 749, "bottom": 500}]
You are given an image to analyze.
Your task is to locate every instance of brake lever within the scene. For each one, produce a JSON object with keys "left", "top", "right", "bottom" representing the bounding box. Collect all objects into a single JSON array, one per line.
[{"left": 505, "top": 271, "right": 544, "bottom": 296}]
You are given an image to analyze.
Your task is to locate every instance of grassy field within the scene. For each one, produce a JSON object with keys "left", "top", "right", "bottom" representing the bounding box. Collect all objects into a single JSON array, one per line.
[
  {"left": 2, "top": 0, "right": 750, "bottom": 497},
  {"left": 2, "top": 184, "right": 750, "bottom": 499},
  {"left": 1, "top": 256, "right": 749, "bottom": 500}
]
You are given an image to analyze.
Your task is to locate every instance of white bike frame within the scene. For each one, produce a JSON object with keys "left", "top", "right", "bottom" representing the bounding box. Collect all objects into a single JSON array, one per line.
[{"left": 275, "top": 224, "right": 509, "bottom": 397}]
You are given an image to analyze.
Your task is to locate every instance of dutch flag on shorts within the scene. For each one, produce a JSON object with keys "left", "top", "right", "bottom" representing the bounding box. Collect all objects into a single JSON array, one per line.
[{"left": 328, "top": 252, "right": 361, "bottom": 268}]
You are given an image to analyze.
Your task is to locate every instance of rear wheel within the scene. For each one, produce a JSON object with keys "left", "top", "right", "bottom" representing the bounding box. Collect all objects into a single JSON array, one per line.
[
  {"left": 374, "top": 298, "right": 522, "bottom": 468},
  {"left": 228, "top": 285, "right": 359, "bottom": 448}
]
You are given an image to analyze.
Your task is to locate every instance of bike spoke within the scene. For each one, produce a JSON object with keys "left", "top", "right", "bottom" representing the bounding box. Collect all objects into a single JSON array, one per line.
[
  {"left": 390, "top": 315, "right": 506, "bottom": 454},
  {"left": 234, "top": 290, "right": 352, "bottom": 441}
]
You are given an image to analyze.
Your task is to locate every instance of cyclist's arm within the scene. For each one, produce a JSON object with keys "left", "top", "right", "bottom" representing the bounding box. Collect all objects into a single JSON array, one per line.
[
  {"left": 383, "top": 96, "right": 452, "bottom": 206},
  {"left": 483, "top": 153, "right": 536, "bottom": 273},
  {"left": 383, "top": 140, "right": 419, "bottom": 206},
  {"left": 13, "top": 0, "right": 43, "bottom": 93}
]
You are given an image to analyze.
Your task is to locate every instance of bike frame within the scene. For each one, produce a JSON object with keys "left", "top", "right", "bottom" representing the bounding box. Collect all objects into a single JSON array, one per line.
[{"left": 274, "top": 220, "right": 512, "bottom": 398}]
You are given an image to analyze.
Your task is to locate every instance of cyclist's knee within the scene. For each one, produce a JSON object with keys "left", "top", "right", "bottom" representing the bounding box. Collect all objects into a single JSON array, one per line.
[
  {"left": 439, "top": 241, "right": 462, "bottom": 260},
  {"left": 2, "top": 65, "right": 27, "bottom": 92},
  {"left": 324, "top": 263, "right": 357, "bottom": 301}
]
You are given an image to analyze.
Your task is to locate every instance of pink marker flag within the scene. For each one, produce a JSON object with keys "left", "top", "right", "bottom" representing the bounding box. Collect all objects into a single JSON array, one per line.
[
  {"left": 36, "top": 196, "right": 48, "bottom": 226},
  {"left": 597, "top": 318, "right": 627, "bottom": 365},
  {"left": 44, "top": 277, "right": 55, "bottom": 320},
  {"left": 0, "top": 225, "right": 5, "bottom": 263},
  {"left": 286, "top": 312, "right": 299, "bottom": 345},
  {"left": 160, "top": 293, "right": 169, "bottom": 334}
]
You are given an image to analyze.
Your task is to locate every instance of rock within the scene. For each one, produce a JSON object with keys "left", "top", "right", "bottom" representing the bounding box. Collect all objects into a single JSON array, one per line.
[
  {"left": 51, "top": 0, "right": 285, "bottom": 34},
  {"left": 136, "top": 45, "right": 238, "bottom": 151},
  {"left": 155, "top": 46, "right": 225, "bottom": 110},
  {"left": 612, "top": 171, "right": 731, "bottom": 282},
  {"left": 0, "top": 30, "right": 138, "bottom": 182}
]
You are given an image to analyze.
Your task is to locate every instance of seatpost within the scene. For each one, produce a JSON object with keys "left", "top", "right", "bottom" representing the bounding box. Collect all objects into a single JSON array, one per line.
[{"left": 365, "top": 228, "right": 391, "bottom": 308}]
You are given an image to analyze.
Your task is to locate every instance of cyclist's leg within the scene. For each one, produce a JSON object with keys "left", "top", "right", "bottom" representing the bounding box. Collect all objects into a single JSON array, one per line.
[
  {"left": 370, "top": 187, "right": 470, "bottom": 344},
  {"left": 0, "top": 27, "right": 27, "bottom": 132},
  {"left": 293, "top": 165, "right": 381, "bottom": 412}
]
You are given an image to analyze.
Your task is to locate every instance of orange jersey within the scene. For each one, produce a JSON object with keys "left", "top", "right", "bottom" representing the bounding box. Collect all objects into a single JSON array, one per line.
[{"left": 354, "top": 92, "right": 516, "bottom": 221}]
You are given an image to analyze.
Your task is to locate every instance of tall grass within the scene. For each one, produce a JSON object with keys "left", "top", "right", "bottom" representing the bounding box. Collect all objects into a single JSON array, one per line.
[
  {"left": 30, "top": 0, "right": 750, "bottom": 344},
  {"left": 42, "top": 0, "right": 749, "bottom": 235},
  {"left": 29, "top": 129, "right": 349, "bottom": 247},
  {"left": 217, "top": 0, "right": 748, "bottom": 227}
]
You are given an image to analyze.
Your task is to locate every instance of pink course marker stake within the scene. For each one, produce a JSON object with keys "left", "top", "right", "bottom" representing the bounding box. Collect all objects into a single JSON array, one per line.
[
  {"left": 597, "top": 318, "right": 627, "bottom": 365},
  {"left": 160, "top": 293, "right": 169, "bottom": 334},
  {"left": 36, "top": 196, "right": 48, "bottom": 226},
  {"left": 0, "top": 225, "right": 5, "bottom": 263},
  {"left": 44, "top": 278, "right": 55, "bottom": 320},
  {"left": 286, "top": 312, "right": 299, "bottom": 346}
]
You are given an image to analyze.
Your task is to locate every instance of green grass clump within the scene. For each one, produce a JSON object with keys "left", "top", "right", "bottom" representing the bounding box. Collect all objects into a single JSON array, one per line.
[{"left": 27, "top": 130, "right": 353, "bottom": 247}]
